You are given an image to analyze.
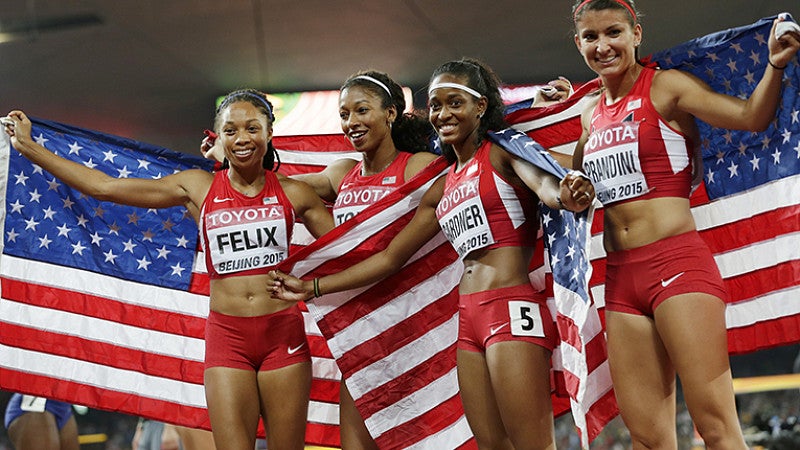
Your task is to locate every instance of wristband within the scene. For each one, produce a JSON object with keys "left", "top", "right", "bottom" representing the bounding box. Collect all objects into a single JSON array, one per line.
[
  {"left": 313, "top": 278, "right": 321, "bottom": 298},
  {"left": 556, "top": 196, "right": 569, "bottom": 211},
  {"left": 768, "top": 59, "right": 787, "bottom": 70}
]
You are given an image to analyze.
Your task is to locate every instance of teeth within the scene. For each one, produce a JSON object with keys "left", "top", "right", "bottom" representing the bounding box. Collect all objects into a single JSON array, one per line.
[{"left": 350, "top": 131, "right": 366, "bottom": 139}]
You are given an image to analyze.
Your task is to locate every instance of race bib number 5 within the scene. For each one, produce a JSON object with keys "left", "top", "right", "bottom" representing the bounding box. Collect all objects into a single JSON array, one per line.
[{"left": 508, "top": 301, "right": 545, "bottom": 337}]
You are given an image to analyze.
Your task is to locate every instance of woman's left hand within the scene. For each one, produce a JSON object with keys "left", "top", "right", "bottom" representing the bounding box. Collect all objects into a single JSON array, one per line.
[{"left": 768, "top": 15, "right": 800, "bottom": 68}]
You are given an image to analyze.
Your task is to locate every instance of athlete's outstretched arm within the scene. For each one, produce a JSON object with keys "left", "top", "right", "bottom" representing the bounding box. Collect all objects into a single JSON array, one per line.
[{"left": 270, "top": 176, "right": 446, "bottom": 302}]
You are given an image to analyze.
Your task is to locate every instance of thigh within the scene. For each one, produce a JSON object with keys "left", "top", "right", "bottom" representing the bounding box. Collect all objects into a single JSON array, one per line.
[
  {"left": 456, "top": 349, "right": 512, "bottom": 450},
  {"left": 204, "top": 366, "right": 261, "bottom": 450},
  {"left": 655, "top": 293, "right": 744, "bottom": 443},
  {"left": 257, "top": 361, "right": 311, "bottom": 450},
  {"left": 58, "top": 416, "right": 80, "bottom": 450},
  {"left": 606, "top": 310, "right": 678, "bottom": 448},
  {"left": 174, "top": 425, "right": 216, "bottom": 450},
  {"left": 338, "top": 383, "right": 378, "bottom": 450},
  {"left": 485, "top": 341, "right": 555, "bottom": 450},
  {"left": 8, "top": 412, "right": 61, "bottom": 450}
]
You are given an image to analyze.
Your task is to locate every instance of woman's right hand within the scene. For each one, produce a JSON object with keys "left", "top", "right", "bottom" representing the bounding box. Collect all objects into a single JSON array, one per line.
[
  {"left": 269, "top": 270, "right": 314, "bottom": 303},
  {"left": 201, "top": 130, "right": 225, "bottom": 162}
]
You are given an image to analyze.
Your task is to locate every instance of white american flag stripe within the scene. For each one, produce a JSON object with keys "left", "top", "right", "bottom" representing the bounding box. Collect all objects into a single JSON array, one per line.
[{"left": 0, "top": 344, "right": 207, "bottom": 406}]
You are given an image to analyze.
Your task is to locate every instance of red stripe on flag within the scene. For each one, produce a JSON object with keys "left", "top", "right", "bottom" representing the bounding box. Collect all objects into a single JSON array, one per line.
[
  {"left": 0, "top": 368, "right": 211, "bottom": 429},
  {"left": 0, "top": 321, "right": 204, "bottom": 384},
  {"left": 2, "top": 278, "right": 207, "bottom": 337}
]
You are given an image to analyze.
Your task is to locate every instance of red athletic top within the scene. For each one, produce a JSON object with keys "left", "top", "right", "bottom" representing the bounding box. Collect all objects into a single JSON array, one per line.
[
  {"left": 435, "top": 140, "right": 538, "bottom": 259},
  {"left": 582, "top": 67, "right": 694, "bottom": 205},
  {"left": 200, "top": 170, "right": 294, "bottom": 279},
  {"left": 332, "top": 152, "right": 412, "bottom": 225}
]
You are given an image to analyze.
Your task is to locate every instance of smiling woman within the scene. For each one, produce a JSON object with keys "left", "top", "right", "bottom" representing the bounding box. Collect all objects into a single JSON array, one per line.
[
  {"left": 269, "top": 58, "right": 595, "bottom": 450},
  {"left": 570, "top": 1, "right": 800, "bottom": 448},
  {"left": 2, "top": 89, "right": 336, "bottom": 450}
]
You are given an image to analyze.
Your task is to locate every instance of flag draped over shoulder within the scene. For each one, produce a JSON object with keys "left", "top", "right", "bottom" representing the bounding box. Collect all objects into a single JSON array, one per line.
[
  {"left": 488, "top": 129, "right": 617, "bottom": 447},
  {"left": 277, "top": 157, "right": 475, "bottom": 450},
  {"left": 0, "top": 119, "right": 341, "bottom": 447},
  {"left": 276, "top": 125, "right": 617, "bottom": 449}
]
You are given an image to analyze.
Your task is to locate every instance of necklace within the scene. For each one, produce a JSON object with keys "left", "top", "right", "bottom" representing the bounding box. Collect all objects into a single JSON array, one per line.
[{"left": 361, "top": 157, "right": 394, "bottom": 176}]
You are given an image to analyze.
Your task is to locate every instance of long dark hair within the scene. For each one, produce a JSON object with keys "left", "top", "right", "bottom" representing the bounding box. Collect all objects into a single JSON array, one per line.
[
  {"left": 341, "top": 70, "right": 434, "bottom": 154},
  {"left": 428, "top": 58, "right": 507, "bottom": 163},
  {"left": 214, "top": 88, "right": 281, "bottom": 171}
]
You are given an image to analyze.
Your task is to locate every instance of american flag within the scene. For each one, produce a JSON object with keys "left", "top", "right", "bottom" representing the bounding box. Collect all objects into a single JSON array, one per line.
[
  {"left": 505, "top": 14, "right": 800, "bottom": 445},
  {"left": 0, "top": 118, "right": 341, "bottom": 447},
  {"left": 275, "top": 126, "right": 617, "bottom": 450},
  {"left": 648, "top": 15, "right": 800, "bottom": 353}
]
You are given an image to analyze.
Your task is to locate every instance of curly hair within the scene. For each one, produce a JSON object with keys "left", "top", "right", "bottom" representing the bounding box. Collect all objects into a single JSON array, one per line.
[{"left": 341, "top": 70, "right": 434, "bottom": 154}]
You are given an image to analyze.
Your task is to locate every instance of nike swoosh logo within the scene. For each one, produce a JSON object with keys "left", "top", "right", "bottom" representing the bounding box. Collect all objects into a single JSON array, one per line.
[
  {"left": 661, "top": 272, "right": 686, "bottom": 288},
  {"left": 490, "top": 323, "right": 509, "bottom": 335},
  {"left": 213, "top": 196, "right": 234, "bottom": 203},
  {"left": 287, "top": 343, "right": 306, "bottom": 355}
]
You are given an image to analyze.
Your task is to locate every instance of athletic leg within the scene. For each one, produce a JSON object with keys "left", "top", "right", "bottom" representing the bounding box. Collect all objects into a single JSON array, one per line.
[
  {"left": 174, "top": 425, "right": 217, "bottom": 450},
  {"left": 339, "top": 383, "right": 378, "bottom": 450},
  {"left": 257, "top": 361, "right": 311, "bottom": 450},
  {"left": 7, "top": 411, "right": 62, "bottom": 450},
  {"left": 457, "top": 349, "right": 513, "bottom": 450},
  {"left": 204, "top": 366, "right": 261, "bottom": 450},
  {"left": 606, "top": 310, "right": 678, "bottom": 449},
  {"left": 58, "top": 415, "right": 80, "bottom": 450},
  {"left": 485, "top": 341, "right": 555, "bottom": 450},
  {"left": 654, "top": 293, "right": 746, "bottom": 450}
]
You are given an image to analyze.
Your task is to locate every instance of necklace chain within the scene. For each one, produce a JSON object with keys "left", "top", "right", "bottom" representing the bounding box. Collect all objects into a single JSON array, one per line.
[{"left": 362, "top": 158, "right": 394, "bottom": 176}]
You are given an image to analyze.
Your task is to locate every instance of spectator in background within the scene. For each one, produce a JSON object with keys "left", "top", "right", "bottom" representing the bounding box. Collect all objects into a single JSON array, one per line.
[{"left": 4, "top": 393, "right": 79, "bottom": 450}]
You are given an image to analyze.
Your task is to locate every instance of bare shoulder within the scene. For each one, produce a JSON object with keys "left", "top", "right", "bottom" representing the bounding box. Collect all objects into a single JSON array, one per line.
[
  {"left": 405, "top": 151, "right": 439, "bottom": 179},
  {"left": 651, "top": 68, "right": 711, "bottom": 97},
  {"left": 328, "top": 157, "right": 359, "bottom": 172},
  {"left": 172, "top": 168, "right": 215, "bottom": 190}
]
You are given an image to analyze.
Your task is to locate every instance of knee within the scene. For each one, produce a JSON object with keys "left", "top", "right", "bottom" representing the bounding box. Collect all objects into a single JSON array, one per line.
[
  {"left": 627, "top": 423, "right": 677, "bottom": 449},
  {"left": 694, "top": 420, "right": 745, "bottom": 449},
  {"left": 472, "top": 431, "right": 513, "bottom": 450}
]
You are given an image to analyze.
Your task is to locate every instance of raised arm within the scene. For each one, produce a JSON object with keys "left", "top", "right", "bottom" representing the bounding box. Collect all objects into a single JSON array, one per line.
[
  {"left": 270, "top": 176, "right": 446, "bottom": 302},
  {"left": 5, "top": 110, "right": 212, "bottom": 214},
  {"left": 656, "top": 17, "right": 800, "bottom": 132}
]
